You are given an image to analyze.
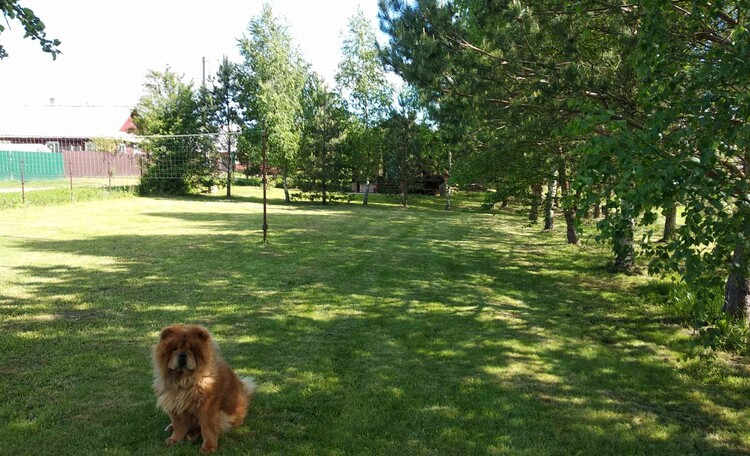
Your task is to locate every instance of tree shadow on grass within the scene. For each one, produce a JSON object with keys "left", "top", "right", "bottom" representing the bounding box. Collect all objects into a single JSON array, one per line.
[
  {"left": 164, "top": 190, "right": 488, "bottom": 213},
  {"left": 1, "top": 204, "right": 750, "bottom": 455}
]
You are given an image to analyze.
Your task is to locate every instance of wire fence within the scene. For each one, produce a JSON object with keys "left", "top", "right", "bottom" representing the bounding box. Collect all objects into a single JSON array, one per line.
[
  {"left": 0, "top": 133, "right": 243, "bottom": 206},
  {"left": 0, "top": 132, "right": 446, "bottom": 208}
]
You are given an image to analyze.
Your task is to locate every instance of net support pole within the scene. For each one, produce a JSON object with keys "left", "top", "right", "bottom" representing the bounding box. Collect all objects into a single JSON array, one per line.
[
  {"left": 262, "top": 122, "right": 269, "bottom": 244},
  {"left": 445, "top": 150, "right": 452, "bottom": 210},
  {"left": 69, "top": 159, "right": 74, "bottom": 202},
  {"left": 20, "top": 159, "right": 26, "bottom": 205}
]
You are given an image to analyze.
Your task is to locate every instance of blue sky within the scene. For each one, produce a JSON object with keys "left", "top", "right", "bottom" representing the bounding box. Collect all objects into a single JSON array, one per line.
[{"left": 0, "top": 0, "right": 386, "bottom": 107}]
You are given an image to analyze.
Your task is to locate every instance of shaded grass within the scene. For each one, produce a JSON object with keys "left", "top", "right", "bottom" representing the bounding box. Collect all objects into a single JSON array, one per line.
[{"left": 1, "top": 187, "right": 750, "bottom": 455}]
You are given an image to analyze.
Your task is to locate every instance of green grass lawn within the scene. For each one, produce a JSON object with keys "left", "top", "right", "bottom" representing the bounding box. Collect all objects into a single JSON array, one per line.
[
  {"left": 0, "top": 177, "right": 140, "bottom": 190},
  {"left": 1, "top": 188, "right": 750, "bottom": 455},
  {"left": 0, "top": 178, "right": 138, "bottom": 210}
]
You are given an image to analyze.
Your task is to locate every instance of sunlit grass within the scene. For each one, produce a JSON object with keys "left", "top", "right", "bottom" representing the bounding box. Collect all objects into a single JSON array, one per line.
[
  {"left": 1, "top": 187, "right": 749, "bottom": 455},
  {"left": 0, "top": 182, "right": 136, "bottom": 209},
  {"left": 0, "top": 177, "right": 140, "bottom": 189}
]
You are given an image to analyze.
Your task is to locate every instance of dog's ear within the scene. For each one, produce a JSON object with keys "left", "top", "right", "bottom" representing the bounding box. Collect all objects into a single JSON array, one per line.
[
  {"left": 193, "top": 326, "right": 210, "bottom": 341},
  {"left": 160, "top": 326, "right": 175, "bottom": 340}
]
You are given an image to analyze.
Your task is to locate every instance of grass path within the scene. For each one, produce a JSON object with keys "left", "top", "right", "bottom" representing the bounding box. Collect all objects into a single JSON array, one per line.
[{"left": 1, "top": 188, "right": 750, "bottom": 455}]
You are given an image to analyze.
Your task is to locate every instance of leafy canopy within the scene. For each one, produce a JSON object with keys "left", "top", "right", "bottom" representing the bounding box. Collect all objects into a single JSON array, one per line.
[
  {"left": 238, "top": 3, "right": 307, "bottom": 180},
  {"left": 0, "top": 1, "right": 60, "bottom": 59}
]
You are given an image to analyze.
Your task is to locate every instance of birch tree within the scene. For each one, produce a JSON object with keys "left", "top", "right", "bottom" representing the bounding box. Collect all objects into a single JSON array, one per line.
[
  {"left": 335, "top": 7, "right": 393, "bottom": 205},
  {"left": 238, "top": 4, "right": 306, "bottom": 203}
]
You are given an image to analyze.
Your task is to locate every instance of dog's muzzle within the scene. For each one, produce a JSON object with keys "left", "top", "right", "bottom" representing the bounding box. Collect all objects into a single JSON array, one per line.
[{"left": 177, "top": 352, "right": 188, "bottom": 368}]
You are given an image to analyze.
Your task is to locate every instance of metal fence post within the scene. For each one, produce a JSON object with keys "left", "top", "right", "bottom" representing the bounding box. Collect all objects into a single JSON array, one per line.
[
  {"left": 69, "top": 159, "right": 74, "bottom": 202},
  {"left": 20, "top": 158, "right": 26, "bottom": 205}
]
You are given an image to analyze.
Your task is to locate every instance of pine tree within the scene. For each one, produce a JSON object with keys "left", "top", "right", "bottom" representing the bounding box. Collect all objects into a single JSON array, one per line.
[
  {"left": 204, "top": 56, "right": 243, "bottom": 198},
  {"left": 298, "top": 73, "right": 351, "bottom": 204}
]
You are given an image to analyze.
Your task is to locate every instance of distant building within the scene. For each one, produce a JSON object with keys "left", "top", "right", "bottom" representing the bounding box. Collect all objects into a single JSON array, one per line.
[
  {"left": 0, "top": 143, "right": 53, "bottom": 153},
  {"left": 0, "top": 104, "right": 142, "bottom": 179},
  {"left": 0, "top": 103, "right": 137, "bottom": 150}
]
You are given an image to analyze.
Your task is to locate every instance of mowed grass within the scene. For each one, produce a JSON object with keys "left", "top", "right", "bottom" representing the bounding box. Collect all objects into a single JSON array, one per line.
[
  {"left": 0, "top": 178, "right": 138, "bottom": 210},
  {"left": 1, "top": 188, "right": 750, "bottom": 456}
]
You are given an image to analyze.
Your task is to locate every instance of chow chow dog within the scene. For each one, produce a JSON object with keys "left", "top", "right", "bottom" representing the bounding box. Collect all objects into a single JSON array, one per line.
[{"left": 152, "top": 324, "right": 255, "bottom": 453}]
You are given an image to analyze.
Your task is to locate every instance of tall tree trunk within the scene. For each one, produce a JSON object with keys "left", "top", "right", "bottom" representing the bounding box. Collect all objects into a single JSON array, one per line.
[
  {"left": 723, "top": 201, "right": 750, "bottom": 321},
  {"left": 661, "top": 203, "right": 677, "bottom": 242},
  {"left": 558, "top": 159, "right": 579, "bottom": 245},
  {"left": 529, "top": 183, "right": 542, "bottom": 223},
  {"left": 322, "top": 181, "right": 328, "bottom": 205},
  {"left": 723, "top": 242, "right": 750, "bottom": 322},
  {"left": 225, "top": 147, "right": 233, "bottom": 199},
  {"left": 593, "top": 201, "right": 601, "bottom": 219},
  {"left": 226, "top": 169, "right": 232, "bottom": 198},
  {"left": 543, "top": 170, "right": 558, "bottom": 231},
  {"left": 581, "top": 204, "right": 591, "bottom": 219},
  {"left": 613, "top": 201, "right": 636, "bottom": 274},
  {"left": 564, "top": 206, "right": 579, "bottom": 244},
  {"left": 601, "top": 192, "right": 612, "bottom": 219},
  {"left": 282, "top": 171, "right": 290, "bottom": 203},
  {"left": 363, "top": 177, "right": 370, "bottom": 205}
]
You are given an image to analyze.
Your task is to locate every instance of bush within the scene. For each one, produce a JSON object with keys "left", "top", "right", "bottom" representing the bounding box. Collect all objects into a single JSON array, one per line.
[
  {"left": 656, "top": 281, "right": 750, "bottom": 355},
  {"left": 232, "top": 176, "right": 263, "bottom": 187},
  {"left": 663, "top": 282, "right": 724, "bottom": 327},
  {"left": 698, "top": 316, "right": 750, "bottom": 354},
  {"left": 138, "top": 138, "right": 220, "bottom": 196},
  {"left": 289, "top": 191, "right": 355, "bottom": 204}
]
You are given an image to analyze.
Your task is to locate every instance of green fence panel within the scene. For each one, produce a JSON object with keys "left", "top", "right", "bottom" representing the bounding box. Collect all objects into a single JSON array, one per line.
[{"left": 0, "top": 151, "right": 65, "bottom": 181}]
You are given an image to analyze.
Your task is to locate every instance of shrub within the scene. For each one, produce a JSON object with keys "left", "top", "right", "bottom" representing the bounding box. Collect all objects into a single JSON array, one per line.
[
  {"left": 663, "top": 282, "right": 724, "bottom": 327},
  {"left": 656, "top": 281, "right": 750, "bottom": 355},
  {"left": 289, "top": 191, "right": 355, "bottom": 204},
  {"left": 138, "top": 138, "right": 220, "bottom": 196},
  {"left": 232, "top": 176, "right": 263, "bottom": 187}
]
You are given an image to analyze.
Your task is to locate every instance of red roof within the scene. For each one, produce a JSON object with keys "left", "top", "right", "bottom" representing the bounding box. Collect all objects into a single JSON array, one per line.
[{"left": 119, "top": 116, "right": 137, "bottom": 133}]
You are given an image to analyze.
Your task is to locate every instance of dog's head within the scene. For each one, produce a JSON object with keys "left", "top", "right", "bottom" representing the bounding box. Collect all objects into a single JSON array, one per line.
[{"left": 153, "top": 324, "right": 213, "bottom": 377}]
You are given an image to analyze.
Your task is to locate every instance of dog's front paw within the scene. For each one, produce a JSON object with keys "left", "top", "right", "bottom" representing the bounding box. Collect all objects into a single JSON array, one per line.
[
  {"left": 165, "top": 437, "right": 178, "bottom": 446},
  {"left": 200, "top": 443, "right": 217, "bottom": 453}
]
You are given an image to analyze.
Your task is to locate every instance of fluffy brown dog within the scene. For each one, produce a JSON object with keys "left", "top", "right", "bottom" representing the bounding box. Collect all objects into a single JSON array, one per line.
[{"left": 152, "top": 324, "right": 255, "bottom": 453}]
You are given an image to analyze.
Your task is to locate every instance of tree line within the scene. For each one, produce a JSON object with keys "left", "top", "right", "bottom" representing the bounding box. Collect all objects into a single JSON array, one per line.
[
  {"left": 378, "top": 0, "right": 750, "bottom": 328},
  {"left": 131, "top": 5, "right": 444, "bottom": 208}
]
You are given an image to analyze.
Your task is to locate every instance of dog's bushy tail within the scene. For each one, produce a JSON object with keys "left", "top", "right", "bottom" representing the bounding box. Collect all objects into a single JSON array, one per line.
[{"left": 241, "top": 377, "right": 256, "bottom": 399}]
